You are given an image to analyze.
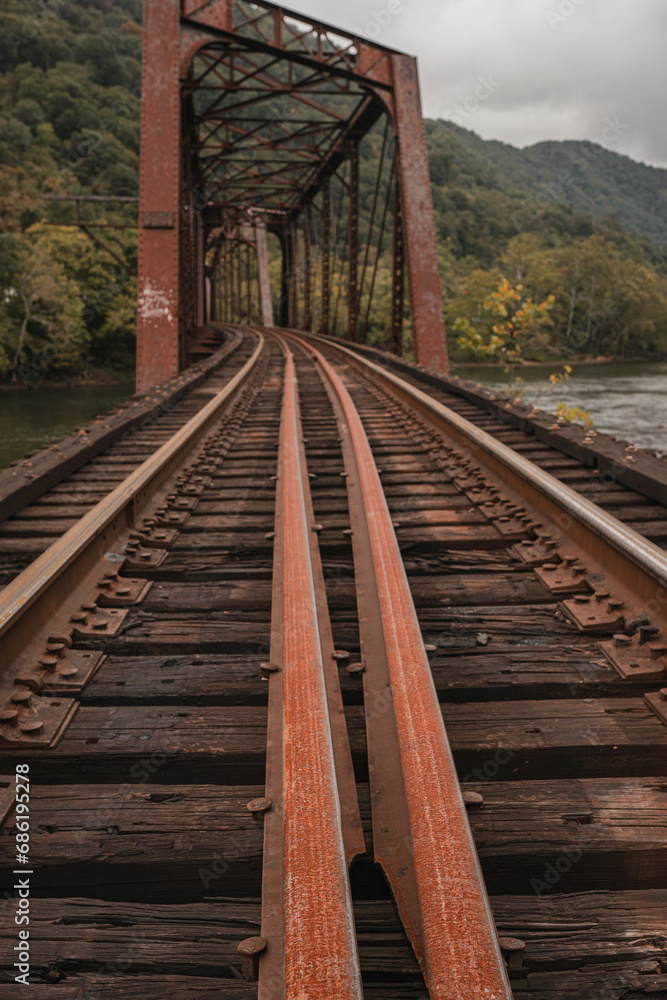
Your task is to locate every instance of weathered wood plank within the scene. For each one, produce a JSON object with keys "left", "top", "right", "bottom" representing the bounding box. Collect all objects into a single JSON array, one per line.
[
  {"left": 81, "top": 641, "right": 632, "bottom": 706},
  {"left": 140, "top": 574, "right": 551, "bottom": 614},
  {"left": 0, "top": 891, "right": 664, "bottom": 992},
  {"left": 1, "top": 700, "right": 664, "bottom": 783},
  {"left": 1, "top": 778, "right": 664, "bottom": 897}
]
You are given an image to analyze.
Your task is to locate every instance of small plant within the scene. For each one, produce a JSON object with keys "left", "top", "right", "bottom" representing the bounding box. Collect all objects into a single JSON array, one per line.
[
  {"left": 548, "top": 364, "right": 572, "bottom": 386},
  {"left": 455, "top": 278, "right": 555, "bottom": 397},
  {"left": 555, "top": 402, "right": 594, "bottom": 429}
]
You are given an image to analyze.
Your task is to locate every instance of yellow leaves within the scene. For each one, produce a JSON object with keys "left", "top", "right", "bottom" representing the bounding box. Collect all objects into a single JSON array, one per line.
[{"left": 555, "top": 403, "right": 594, "bottom": 429}]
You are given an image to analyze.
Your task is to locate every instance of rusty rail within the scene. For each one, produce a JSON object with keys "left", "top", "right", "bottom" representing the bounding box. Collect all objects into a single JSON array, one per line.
[
  {"left": 256, "top": 340, "right": 364, "bottom": 998},
  {"left": 294, "top": 332, "right": 667, "bottom": 641},
  {"left": 0, "top": 333, "right": 264, "bottom": 745},
  {"left": 274, "top": 331, "right": 512, "bottom": 998}
]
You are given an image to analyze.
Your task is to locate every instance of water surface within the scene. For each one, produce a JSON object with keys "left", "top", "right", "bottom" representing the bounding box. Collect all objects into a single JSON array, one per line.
[
  {"left": 0, "top": 382, "right": 135, "bottom": 471},
  {"left": 1, "top": 361, "right": 666, "bottom": 472},
  {"left": 452, "top": 360, "right": 667, "bottom": 454}
]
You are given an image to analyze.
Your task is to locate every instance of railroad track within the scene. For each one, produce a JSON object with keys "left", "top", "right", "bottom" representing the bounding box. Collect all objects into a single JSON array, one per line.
[{"left": 0, "top": 326, "right": 666, "bottom": 998}]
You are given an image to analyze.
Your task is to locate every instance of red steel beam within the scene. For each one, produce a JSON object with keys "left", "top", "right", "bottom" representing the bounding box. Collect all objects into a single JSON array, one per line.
[
  {"left": 391, "top": 55, "right": 449, "bottom": 373},
  {"left": 136, "top": 0, "right": 182, "bottom": 392},
  {"left": 282, "top": 331, "right": 510, "bottom": 999}
]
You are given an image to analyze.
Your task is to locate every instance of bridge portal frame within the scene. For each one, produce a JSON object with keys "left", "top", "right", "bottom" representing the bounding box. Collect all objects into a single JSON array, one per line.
[{"left": 137, "top": 0, "right": 447, "bottom": 390}]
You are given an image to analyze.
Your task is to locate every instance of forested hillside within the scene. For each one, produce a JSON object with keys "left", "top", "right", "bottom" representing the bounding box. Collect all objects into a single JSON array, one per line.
[
  {"left": 0, "top": 0, "right": 142, "bottom": 382},
  {"left": 1, "top": 0, "right": 666, "bottom": 382}
]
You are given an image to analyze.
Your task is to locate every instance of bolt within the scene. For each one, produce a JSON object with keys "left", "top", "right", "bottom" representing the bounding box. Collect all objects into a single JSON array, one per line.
[
  {"left": 332, "top": 650, "right": 350, "bottom": 661},
  {"left": 462, "top": 791, "right": 484, "bottom": 808},
  {"left": 260, "top": 663, "right": 280, "bottom": 674},
  {"left": 613, "top": 634, "right": 632, "bottom": 648},
  {"left": 499, "top": 936, "right": 525, "bottom": 970},
  {"left": 39, "top": 656, "right": 60, "bottom": 671},
  {"left": 347, "top": 662, "right": 366, "bottom": 675},
  {"left": 10, "top": 688, "right": 32, "bottom": 704},
  {"left": 246, "top": 797, "right": 272, "bottom": 814},
  {"left": 639, "top": 625, "right": 660, "bottom": 646},
  {"left": 19, "top": 720, "right": 44, "bottom": 734}
]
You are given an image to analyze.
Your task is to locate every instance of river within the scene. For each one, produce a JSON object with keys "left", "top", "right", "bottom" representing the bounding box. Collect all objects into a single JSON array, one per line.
[
  {"left": 452, "top": 359, "right": 667, "bottom": 455},
  {"left": 0, "top": 360, "right": 666, "bottom": 471},
  {"left": 0, "top": 382, "right": 135, "bottom": 470}
]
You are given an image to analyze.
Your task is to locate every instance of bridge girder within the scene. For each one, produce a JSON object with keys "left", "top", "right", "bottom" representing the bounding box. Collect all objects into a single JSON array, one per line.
[{"left": 137, "top": 0, "right": 448, "bottom": 390}]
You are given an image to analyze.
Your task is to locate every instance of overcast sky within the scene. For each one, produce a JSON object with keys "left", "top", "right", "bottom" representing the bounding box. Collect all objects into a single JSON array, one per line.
[{"left": 294, "top": 0, "right": 666, "bottom": 169}]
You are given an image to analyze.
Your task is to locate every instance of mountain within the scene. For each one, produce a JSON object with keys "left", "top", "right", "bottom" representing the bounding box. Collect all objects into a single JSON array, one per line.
[
  {"left": 425, "top": 120, "right": 667, "bottom": 250},
  {"left": 0, "top": 1, "right": 665, "bottom": 377}
]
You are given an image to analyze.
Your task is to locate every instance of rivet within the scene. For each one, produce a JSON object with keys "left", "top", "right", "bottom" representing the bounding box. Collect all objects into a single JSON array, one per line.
[
  {"left": 347, "top": 662, "right": 365, "bottom": 675},
  {"left": 19, "top": 720, "right": 44, "bottom": 734},
  {"left": 499, "top": 936, "right": 525, "bottom": 970},
  {"left": 10, "top": 688, "right": 32, "bottom": 704},
  {"left": 462, "top": 791, "right": 484, "bottom": 808},
  {"left": 424, "top": 644, "right": 437, "bottom": 653},
  {"left": 332, "top": 650, "right": 350, "bottom": 661},
  {"left": 246, "top": 797, "right": 272, "bottom": 814}
]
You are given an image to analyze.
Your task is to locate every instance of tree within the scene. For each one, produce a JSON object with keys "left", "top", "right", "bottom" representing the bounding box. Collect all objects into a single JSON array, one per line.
[{"left": 453, "top": 277, "right": 555, "bottom": 365}]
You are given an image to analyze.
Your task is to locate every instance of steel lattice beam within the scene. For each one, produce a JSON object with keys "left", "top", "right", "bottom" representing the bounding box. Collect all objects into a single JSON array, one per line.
[{"left": 136, "top": 0, "right": 448, "bottom": 392}]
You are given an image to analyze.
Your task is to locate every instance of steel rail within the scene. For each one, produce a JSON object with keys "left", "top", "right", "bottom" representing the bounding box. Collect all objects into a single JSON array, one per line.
[
  {"left": 0, "top": 333, "right": 264, "bottom": 643},
  {"left": 259, "top": 340, "right": 363, "bottom": 998},
  {"left": 294, "top": 331, "right": 667, "bottom": 626},
  {"left": 279, "top": 330, "right": 512, "bottom": 999}
]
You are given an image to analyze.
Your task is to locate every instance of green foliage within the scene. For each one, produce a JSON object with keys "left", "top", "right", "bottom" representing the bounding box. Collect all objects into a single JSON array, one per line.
[
  {"left": 555, "top": 403, "right": 594, "bottom": 429},
  {"left": 0, "top": 0, "right": 140, "bottom": 381},
  {"left": 1, "top": 1, "right": 667, "bottom": 383}
]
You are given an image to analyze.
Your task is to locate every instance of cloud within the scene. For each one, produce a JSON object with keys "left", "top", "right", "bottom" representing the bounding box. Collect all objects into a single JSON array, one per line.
[{"left": 293, "top": 0, "right": 667, "bottom": 167}]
